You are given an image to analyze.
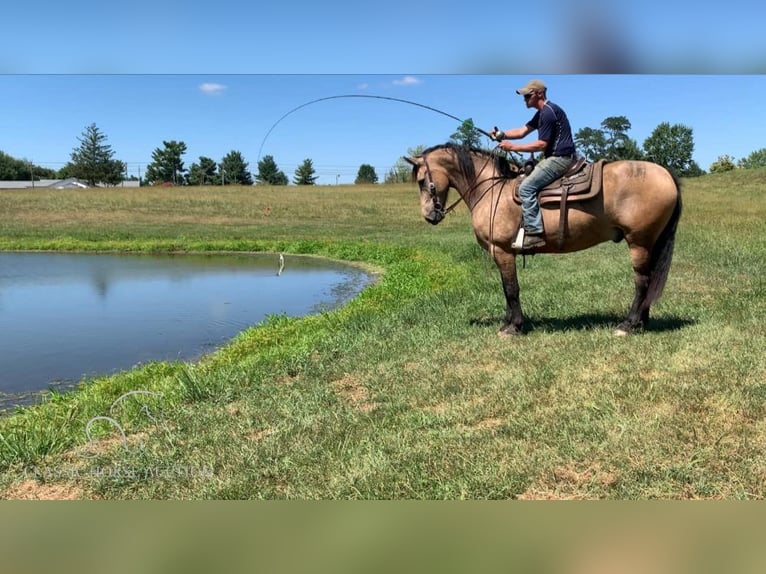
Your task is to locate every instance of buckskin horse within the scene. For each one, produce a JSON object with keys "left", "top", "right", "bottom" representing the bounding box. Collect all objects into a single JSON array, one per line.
[{"left": 405, "top": 143, "right": 682, "bottom": 336}]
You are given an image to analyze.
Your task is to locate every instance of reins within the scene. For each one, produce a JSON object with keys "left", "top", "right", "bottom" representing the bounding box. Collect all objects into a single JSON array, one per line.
[
  {"left": 421, "top": 146, "right": 523, "bottom": 263},
  {"left": 422, "top": 146, "right": 511, "bottom": 216}
]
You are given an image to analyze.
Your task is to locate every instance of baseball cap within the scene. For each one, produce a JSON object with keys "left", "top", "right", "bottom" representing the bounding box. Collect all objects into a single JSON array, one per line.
[{"left": 516, "top": 79, "right": 546, "bottom": 95}]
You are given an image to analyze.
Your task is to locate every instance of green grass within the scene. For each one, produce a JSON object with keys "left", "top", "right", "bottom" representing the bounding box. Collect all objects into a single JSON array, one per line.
[{"left": 1, "top": 171, "right": 764, "bottom": 499}]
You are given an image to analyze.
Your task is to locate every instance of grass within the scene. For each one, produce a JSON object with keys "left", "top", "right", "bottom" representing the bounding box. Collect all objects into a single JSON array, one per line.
[{"left": 0, "top": 170, "right": 765, "bottom": 499}]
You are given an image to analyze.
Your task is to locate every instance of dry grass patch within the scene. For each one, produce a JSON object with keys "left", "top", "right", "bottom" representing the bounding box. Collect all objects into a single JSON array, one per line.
[
  {"left": 247, "top": 428, "right": 274, "bottom": 442},
  {"left": 330, "top": 374, "right": 376, "bottom": 413},
  {"left": 518, "top": 462, "right": 618, "bottom": 500},
  {"left": 457, "top": 416, "right": 504, "bottom": 433},
  {"left": 3, "top": 479, "right": 86, "bottom": 500}
]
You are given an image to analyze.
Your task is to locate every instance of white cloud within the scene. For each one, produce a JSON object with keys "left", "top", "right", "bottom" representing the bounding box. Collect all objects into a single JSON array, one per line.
[
  {"left": 357, "top": 82, "right": 369, "bottom": 91},
  {"left": 392, "top": 76, "right": 422, "bottom": 86},
  {"left": 199, "top": 82, "right": 226, "bottom": 95}
]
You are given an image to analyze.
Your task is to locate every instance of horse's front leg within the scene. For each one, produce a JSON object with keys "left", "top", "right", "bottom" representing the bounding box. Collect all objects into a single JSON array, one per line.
[{"left": 493, "top": 247, "right": 525, "bottom": 336}]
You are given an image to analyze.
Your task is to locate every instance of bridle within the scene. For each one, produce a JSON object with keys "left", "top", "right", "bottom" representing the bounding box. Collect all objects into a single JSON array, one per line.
[
  {"left": 420, "top": 147, "right": 515, "bottom": 217},
  {"left": 420, "top": 147, "right": 525, "bottom": 262},
  {"left": 421, "top": 157, "right": 457, "bottom": 218}
]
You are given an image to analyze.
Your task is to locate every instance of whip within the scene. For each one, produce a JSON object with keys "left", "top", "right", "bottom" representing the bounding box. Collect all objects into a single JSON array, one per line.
[{"left": 256, "top": 94, "right": 495, "bottom": 163}]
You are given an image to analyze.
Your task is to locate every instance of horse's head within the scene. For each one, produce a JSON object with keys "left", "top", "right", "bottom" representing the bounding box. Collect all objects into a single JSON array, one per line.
[{"left": 404, "top": 153, "right": 451, "bottom": 225}]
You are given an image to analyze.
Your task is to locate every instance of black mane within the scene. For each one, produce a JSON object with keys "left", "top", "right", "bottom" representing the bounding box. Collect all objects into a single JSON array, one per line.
[{"left": 421, "top": 142, "right": 517, "bottom": 182}]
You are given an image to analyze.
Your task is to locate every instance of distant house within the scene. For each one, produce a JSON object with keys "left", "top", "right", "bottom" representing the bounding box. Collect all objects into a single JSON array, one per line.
[{"left": 45, "top": 178, "right": 90, "bottom": 189}]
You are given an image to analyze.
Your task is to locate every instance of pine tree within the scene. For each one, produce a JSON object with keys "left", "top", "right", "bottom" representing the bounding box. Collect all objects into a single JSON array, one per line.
[
  {"left": 221, "top": 150, "right": 253, "bottom": 185},
  {"left": 293, "top": 158, "right": 318, "bottom": 185},
  {"left": 69, "top": 123, "right": 125, "bottom": 186},
  {"left": 144, "top": 140, "right": 188, "bottom": 185},
  {"left": 187, "top": 156, "right": 218, "bottom": 185},
  {"left": 256, "top": 155, "right": 288, "bottom": 185}
]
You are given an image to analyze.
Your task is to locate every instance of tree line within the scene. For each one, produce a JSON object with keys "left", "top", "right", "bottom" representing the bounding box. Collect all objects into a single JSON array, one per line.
[
  {"left": 446, "top": 116, "right": 766, "bottom": 177},
  {"left": 0, "top": 123, "right": 382, "bottom": 186},
  {"left": 574, "top": 116, "right": 766, "bottom": 175},
  {"left": 4, "top": 120, "right": 765, "bottom": 186}
]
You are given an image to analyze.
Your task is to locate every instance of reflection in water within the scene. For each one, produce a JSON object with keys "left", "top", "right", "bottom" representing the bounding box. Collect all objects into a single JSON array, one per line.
[{"left": 0, "top": 252, "right": 373, "bottom": 408}]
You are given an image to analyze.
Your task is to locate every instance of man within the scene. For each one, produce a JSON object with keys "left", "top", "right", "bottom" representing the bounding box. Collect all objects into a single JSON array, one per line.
[{"left": 490, "top": 79, "right": 575, "bottom": 250}]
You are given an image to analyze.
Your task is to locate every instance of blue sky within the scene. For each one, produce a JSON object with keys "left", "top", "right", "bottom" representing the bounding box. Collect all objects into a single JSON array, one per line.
[
  {"left": 2, "top": 1, "right": 764, "bottom": 75},
  {"left": 1, "top": 75, "right": 763, "bottom": 184}
]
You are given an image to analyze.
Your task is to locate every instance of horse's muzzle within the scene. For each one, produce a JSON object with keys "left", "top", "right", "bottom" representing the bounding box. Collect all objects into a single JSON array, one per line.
[{"left": 424, "top": 210, "right": 444, "bottom": 225}]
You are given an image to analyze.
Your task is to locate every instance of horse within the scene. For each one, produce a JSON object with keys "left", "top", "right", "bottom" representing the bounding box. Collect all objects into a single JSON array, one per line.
[{"left": 405, "top": 143, "right": 682, "bottom": 336}]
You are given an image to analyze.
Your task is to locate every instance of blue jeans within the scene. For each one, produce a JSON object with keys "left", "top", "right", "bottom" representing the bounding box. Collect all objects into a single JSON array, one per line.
[{"left": 518, "top": 155, "right": 573, "bottom": 234}]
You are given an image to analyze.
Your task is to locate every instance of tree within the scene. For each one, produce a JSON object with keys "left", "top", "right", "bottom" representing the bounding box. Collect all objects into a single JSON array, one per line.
[
  {"left": 450, "top": 118, "right": 481, "bottom": 149},
  {"left": 574, "top": 117, "right": 643, "bottom": 161},
  {"left": 255, "top": 155, "right": 288, "bottom": 185},
  {"left": 355, "top": 164, "right": 378, "bottom": 184},
  {"left": 221, "top": 150, "right": 253, "bottom": 185},
  {"left": 611, "top": 137, "right": 645, "bottom": 161},
  {"left": 187, "top": 156, "right": 218, "bottom": 185},
  {"left": 144, "top": 140, "right": 187, "bottom": 185},
  {"left": 601, "top": 116, "right": 631, "bottom": 151},
  {"left": 709, "top": 155, "right": 736, "bottom": 174},
  {"left": 574, "top": 127, "right": 607, "bottom": 161},
  {"left": 385, "top": 145, "right": 425, "bottom": 184},
  {"left": 600, "top": 116, "right": 644, "bottom": 160},
  {"left": 684, "top": 161, "right": 705, "bottom": 177},
  {"left": 738, "top": 148, "right": 766, "bottom": 169},
  {"left": 293, "top": 158, "right": 318, "bottom": 185},
  {"left": 0, "top": 150, "right": 57, "bottom": 180},
  {"left": 642, "top": 122, "right": 696, "bottom": 176},
  {"left": 69, "top": 123, "right": 126, "bottom": 186}
]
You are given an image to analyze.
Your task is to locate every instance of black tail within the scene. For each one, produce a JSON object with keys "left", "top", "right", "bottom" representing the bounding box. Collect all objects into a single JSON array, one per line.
[{"left": 646, "top": 175, "right": 682, "bottom": 305}]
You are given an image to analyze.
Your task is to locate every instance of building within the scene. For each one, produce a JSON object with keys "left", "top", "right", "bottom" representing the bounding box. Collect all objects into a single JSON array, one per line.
[{"left": 0, "top": 178, "right": 141, "bottom": 189}]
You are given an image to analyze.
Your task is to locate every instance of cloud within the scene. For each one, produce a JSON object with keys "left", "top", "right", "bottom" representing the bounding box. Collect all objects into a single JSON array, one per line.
[
  {"left": 357, "top": 83, "right": 369, "bottom": 91},
  {"left": 392, "top": 76, "right": 422, "bottom": 86},
  {"left": 199, "top": 82, "right": 226, "bottom": 95}
]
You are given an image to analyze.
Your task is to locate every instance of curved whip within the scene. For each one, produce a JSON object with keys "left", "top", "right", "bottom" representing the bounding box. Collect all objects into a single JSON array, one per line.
[{"left": 256, "top": 94, "right": 493, "bottom": 162}]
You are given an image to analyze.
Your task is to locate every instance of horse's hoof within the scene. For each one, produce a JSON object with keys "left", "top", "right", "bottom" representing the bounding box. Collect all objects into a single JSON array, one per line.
[
  {"left": 614, "top": 328, "right": 630, "bottom": 337},
  {"left": 498, "top": 327, "right": 522, "bottom": 337}
]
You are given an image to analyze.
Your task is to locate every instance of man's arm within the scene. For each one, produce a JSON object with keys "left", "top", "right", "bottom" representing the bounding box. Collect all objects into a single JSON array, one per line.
[{"left": 495, "top": 124, "right": 533, "bottom": 140}]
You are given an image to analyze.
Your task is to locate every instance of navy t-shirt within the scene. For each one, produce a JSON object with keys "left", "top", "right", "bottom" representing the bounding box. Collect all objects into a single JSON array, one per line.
[{"left": 526, "top": 102, "right": 575, "bottom": 158}]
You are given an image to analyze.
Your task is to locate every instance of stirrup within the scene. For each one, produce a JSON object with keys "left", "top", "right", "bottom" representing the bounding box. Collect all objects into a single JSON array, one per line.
[
  {"left": 512, "top": 228, "right": 525, "bottom": 250},
  {"left": 512, "top": 228, "right": 546, "bottom": 251}
]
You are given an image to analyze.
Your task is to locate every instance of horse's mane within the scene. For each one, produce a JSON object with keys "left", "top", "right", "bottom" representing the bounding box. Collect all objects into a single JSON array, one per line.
[{"left": 421, "top": 142, "right": 517, "bottom": 182}]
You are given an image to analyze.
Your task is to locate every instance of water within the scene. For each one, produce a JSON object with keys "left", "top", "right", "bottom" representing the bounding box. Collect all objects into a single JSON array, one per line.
[{"left": 0, "top": 252, "right": 373, "bottom": 407}]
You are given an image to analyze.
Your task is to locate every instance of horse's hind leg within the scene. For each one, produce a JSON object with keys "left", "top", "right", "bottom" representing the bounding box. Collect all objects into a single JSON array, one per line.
[{"left": 616, "top": 244, "right": 651, "bottom": 336}]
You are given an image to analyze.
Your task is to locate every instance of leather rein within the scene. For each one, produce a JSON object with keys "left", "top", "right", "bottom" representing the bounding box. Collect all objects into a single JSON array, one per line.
[{"left": 421, "top": 147, "right": 516, "bottom": 217}]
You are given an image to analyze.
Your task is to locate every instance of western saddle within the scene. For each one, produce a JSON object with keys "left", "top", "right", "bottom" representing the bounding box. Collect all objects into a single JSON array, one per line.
[{"left": 512, "top": 158, "right": 607, "bottom": 249}]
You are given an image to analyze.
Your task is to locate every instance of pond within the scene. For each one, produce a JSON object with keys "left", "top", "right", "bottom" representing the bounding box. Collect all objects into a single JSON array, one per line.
[{"left": 0, "top": 252, "right": 374, "bottom": 409}]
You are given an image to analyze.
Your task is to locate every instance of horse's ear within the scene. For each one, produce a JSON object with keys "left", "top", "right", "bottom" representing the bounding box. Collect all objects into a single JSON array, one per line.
[{"left": 403, "top": 156, "right": 418, "bottom": 166}]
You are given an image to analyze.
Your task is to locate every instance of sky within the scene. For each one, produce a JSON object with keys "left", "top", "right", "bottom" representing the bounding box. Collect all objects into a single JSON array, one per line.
[
  {"left": 2, "top": 1, "right": 764, "bottom": 75},
  {"left": 1, "top": 0, "right": 764, "bottom": 184},
  {"left": 0, "top": 75, "right": 763, "bottom": 184}
]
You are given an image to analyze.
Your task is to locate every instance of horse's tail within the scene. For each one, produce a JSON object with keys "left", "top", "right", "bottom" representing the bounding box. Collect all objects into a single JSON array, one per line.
[{"left": 646, "top": 173, "right": 682, "bottom": 305}]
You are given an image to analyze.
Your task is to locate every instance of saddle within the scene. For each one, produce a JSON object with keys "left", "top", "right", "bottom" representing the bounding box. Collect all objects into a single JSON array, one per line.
[{"left": 512, "top": 158, "right": 607, "bottom": 249}]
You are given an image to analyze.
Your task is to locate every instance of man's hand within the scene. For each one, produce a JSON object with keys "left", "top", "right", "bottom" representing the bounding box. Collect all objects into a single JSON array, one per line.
[{"left": 490, "top": 127, "right": 504, "bottom": 142}]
